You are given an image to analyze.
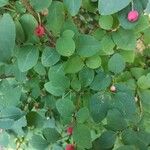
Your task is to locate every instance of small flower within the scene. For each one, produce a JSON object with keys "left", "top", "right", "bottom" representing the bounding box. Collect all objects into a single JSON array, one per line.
[
  {"left": 127, "top": 10, "right": 139, "bottom": 22},
  {"left": 110, "top": 85, "right": 116, "bottom": 92},
  {"left": 35, "top": 25, "right": 45, "bottom": 37},
  {"left": 67, "top": 127, "right": 73, "bottom": 135},
  {"left": 66, "top": 144, "right": 75, "bottom": 150}
]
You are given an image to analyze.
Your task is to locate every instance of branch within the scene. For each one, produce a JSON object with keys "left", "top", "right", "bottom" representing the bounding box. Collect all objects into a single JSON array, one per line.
[
  {"left": 0, "top": 75, "right": 14, "bottom": 79},
  {"left": 21, "top": 0, "right": 38, "bottom": 20}
]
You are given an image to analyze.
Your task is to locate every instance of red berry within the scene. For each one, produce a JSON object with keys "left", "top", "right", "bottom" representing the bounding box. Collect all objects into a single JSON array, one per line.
[
  {"left": 35, "top": 25, "right": 45, "bottom": 37},
  {"left": 67, "top": 127, "right": 73, "bottom": 135},
  {"left": 127, "top": 10, "right": 139, "bottom": 22},
  {"left": 66, "top": 144, "right": 75, "bottom": 150},
  {"left": 110, "top": 85, "right": 116, "bottom": 92}
]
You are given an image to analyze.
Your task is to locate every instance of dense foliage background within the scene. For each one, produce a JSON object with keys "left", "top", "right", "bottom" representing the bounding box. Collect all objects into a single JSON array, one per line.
[{"left": 0, "top": 0, "right": 150, "bottom": 150}]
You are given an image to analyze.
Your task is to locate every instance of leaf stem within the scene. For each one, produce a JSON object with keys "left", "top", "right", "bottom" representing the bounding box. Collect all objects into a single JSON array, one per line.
[
  {"left": 131, "top": 0, "right": 134, "bottom": 11},
  {"left": 3, "top": 7, "right": 15, "bottom": 12}
]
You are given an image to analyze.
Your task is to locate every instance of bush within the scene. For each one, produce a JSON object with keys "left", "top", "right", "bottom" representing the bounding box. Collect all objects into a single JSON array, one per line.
[{"left": 0, "top": 0, "right": 150, "bottom": 150}]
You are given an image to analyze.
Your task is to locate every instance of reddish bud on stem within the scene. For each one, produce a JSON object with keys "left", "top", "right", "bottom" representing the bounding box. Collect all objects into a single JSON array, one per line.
[
  {"left": 127, "top": 10, "right": 139, "bottom": 22},
  {"left": 67, "top": 127, "right": 73, "bottom": 135},
  {"left": 66, "top": 144, "right": 75, "bottom": 150},
  {"left": 35, "top": 25, "right": 45, "bottom": 37}
]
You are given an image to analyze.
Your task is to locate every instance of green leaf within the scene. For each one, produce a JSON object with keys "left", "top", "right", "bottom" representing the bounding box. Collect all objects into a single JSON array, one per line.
[
  {"left": 137, "top": 73, "right": 150, "bottom": 89},
  {"left": 98, "top": 0, "right": 132, "bottom": 15},
  {"left": 64, "top": 0, "right": 82, "bottom": 16},
  {"left": 73, "top": 124, "right": 92, "bottom": 149},
  {"left": 106, "top": 109, "right": 128, "bottom": 131},
  {"left": 11, "top": 117, "right": 27, "bottom": 136},
  {"left": 47, "top": 1, "right": 65, "bottom": 35},
  {"left": 79, "top": 67, "right": 94, "bottom": 87},
  {"left": 130, "top": 67, "right": 145, "bottom": 80},
  {"left": 133, "top": 15, "right": 150, "bottom": 33},
  {"left": 86, "top": 55, "right": 101, "bottom": 69},
  {"left": 15, "top": 20, "right": 25, "bottom": 44},
  {"left": 112, "top": 28, "right": 136, "bottom": 50},
  {"left": 112, "top": 92, "right": 137, "bottom": 121},
  {"left": 76, "top": 107, "right": 90, "bottom": 123},
  {"left": 108, "top": 53, "right": 125, "bottom": 74},
  {"left": 0, "top": 119, "right": 14, "bottom": 130},
  {"left": 0, "top": 0, "right": 8, "bottom": 7},
  {"left": 56, "top": 36, "right": 75, "bottom": 56},
  {"left": 3, "top": 62, "right": 27, "bottom": 82},
  {"left": 34, "top": 62, "right": 46, "bottom": 76},
  {"left": 30, "top": 0, "right": 52, "bottom": 12},
  {"left": 61, "top": 18, "right": 79, "bottom": 35},
  {"left": 138, "top": 90, "right": 150, "bottom": 113},
  {"left": 17, "top": 45, "right": 39, "bottom": 72},
  {"left": 121, "top": 129, "right": 148, "bottom": 150},
  {"left": 41, "top": 47, "right": 60, "bottom": 67},
  {"left": 143, "top": 28, "right": 150, "bottom": 45},
  {"left": 94, "top": 131, "right": 117, "bottom": 150},
  {"left": 0, "top": 107, "right": 25, "bottom": 121},
  {"left": 145, "top": 0, "right": 150, "bottom": 13},
  {"left": 20, "top": 14, "right": 38, "bottom": 43},
  {"left": 71, "top": 75, "right": 81, "bottom": 91},
  {"left": 44, "top": 95, "right": 56, "bottom": 110},
  {"left": 53, "top": 145, "right": 63, "bottom": 150},
  {"left": 44, "top": 73, "right": 70, "bottom": 96},
  {"left": 62, "top": 30, "right": 75, "bottom": 38},
  {"left": 56, "top": 97, "right": 75, "bottom": 117},
  {"left": 99, "top": 35, "right": 115, "bottom": 55},
  {"left": 143, "top": 112, "right": 150, "bottom": 133},
  {"left": 42, "top": 128, "right": 61, "bottom": 144},
  {"left": 0, "top": 80, "right": 21, "bottom": 108},
  {"left": 116, "top": 146, "right": 137, "bottom": 150},
  {"left": 119, "top": 50, "right": 135, "bottom": 63},
  {"left": 99, "top": 15, "right": 113, "bottom": 30},
  {"left": 89, "top": 93, "right": 110, "bottom": 123},
  {"left": 30, "top": 135, "right": 49, "bottom": 150},
  {"left": 138, "top": 90, "right": 150, "bottom": 132},
  {"left": 48, "top": 63, "right": 65, "bottom": 79},
  {"left": 82, "top": 0, "right": 97, "bottom": 12},
  {"left": 26, "top": 111, "right": 45, "bottom": 128},
  {"left": 64, "top": 55, "right": 84, "bottom": 73},
  {"left": 0, "top": 107, "right": 25, "bottom": 129},
  {"left": 76, "top": 34, "right": 101, "bottom": 57},
  {"left": 137, "top": 131, "right": 150, "bottom": 146},
  {"left": 0, "top": 14, "right": 16, "bottom": 62},
  {"left": 93, "top": 28, "right": 106, "bottom": 41},
  {"left": 90, "top": 72, "right": 111, "bottom": 91},
  {"left": 0, "top": 132, "right": 9, "bottom": 147}
]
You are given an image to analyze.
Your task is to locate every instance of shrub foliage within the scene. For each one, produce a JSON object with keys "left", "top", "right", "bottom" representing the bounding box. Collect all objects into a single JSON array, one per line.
[{"left": 0, "top": 0, "right": 150, "bottom": 150}]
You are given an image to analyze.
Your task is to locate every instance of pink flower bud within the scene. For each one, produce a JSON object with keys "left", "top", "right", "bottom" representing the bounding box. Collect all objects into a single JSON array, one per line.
[
  {"left": 35, "top": 25, "right": 45, "bottom": 37},
  {"left": 66, "top": 144, "right": 75, "bottom": 150},
  {"left": 127, "top": 10, "right": 139, "bottom": 22}
]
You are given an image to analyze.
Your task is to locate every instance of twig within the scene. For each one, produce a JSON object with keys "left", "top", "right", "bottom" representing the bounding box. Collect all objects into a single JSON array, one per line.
[
  {"left": 44, "top": 27, "right": 56, "bottom": 47},
  {"left": 3, "top": 7, "right": 15, "bottom": 12},
  {"left": 0, "top": 75, "right": 14, "bottom": 79},
  {"left": 21, "top": 0, "right": 38, "bottom": 20}
]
